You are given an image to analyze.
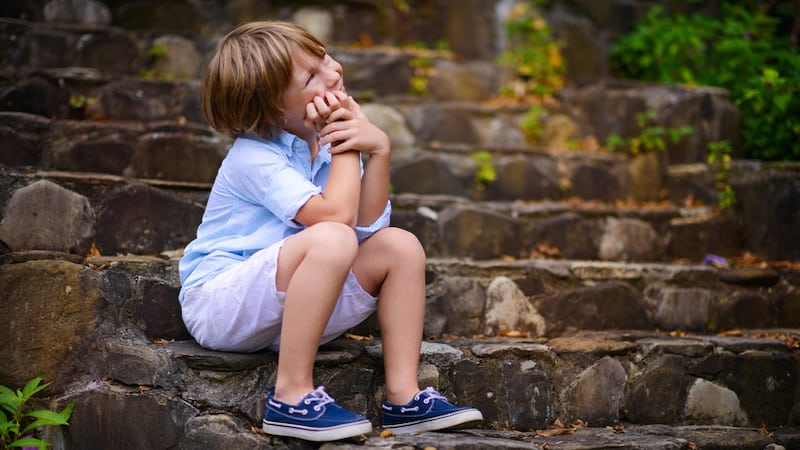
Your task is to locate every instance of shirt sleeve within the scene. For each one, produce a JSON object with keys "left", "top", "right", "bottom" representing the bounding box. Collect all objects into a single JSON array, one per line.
[
  {"left": 233, "top": 145, "right": 321, "bottom": 229},
  {"left": 354, "top": 199, "right": 392, "bottom": 242}
]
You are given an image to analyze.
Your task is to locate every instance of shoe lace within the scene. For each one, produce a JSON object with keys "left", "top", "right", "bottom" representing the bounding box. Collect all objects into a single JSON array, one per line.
[
  {"left": 415, "top": 386, "right": 447, "bottom": 405},
  {"left": 302, "top": 386, "right": 336, "bottom": 412}
]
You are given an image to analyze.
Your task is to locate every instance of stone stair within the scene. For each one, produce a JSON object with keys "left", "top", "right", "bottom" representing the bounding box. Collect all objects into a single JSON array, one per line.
[{"left": 1, "top": 1, "right": 799, "bottom": 450}]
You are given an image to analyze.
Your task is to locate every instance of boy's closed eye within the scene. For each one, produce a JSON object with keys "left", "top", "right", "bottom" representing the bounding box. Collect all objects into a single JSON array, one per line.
[{"left": 304, "top": 54, "right": 331, "bottom": 86}]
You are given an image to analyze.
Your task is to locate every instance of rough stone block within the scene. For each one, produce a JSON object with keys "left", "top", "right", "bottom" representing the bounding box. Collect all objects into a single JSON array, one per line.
[
  {"left": 0, "top": 260, "right": 102, "bottom": 388},
  {"left": 0, "top": 179, "right": 94, "bottom": 253}
]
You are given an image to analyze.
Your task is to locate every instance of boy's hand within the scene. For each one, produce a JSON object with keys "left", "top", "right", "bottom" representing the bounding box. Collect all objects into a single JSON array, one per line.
[
  {"left": 304, "top": 91, "right": 342, "bottom": 133},
  {"left": 310, "top": 91, "right": 390, "bottom": 158}
]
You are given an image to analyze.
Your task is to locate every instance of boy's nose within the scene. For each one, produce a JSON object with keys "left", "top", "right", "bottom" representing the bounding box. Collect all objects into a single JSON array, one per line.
[
  {"left": 326, "top": 60, "right": 342, "bottom": 85},
  {"left": 328, "top": 68, "right": 342, "bottom": 85}
]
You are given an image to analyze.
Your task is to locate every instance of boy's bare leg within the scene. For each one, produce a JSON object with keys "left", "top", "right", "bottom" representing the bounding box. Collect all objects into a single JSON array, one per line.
[
  {"left": 273, "top": 222, "right": 359, "bottom": 404},
  {"left": 352, "top": 227, "right": 426, "bottom": 405}
]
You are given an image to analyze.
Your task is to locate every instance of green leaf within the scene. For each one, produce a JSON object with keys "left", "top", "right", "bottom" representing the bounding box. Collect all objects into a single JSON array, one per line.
[
  {"left": 26, "top": 409, "right": 69, "bottom": 426},
  {"left": 0, "top": 391, "right": 22, "bottom": 417},
  {"left": 58, "top": 401, "right": 76, "bottom": 422},
  {"left": 21, "top": 376, "right": 48, "bottom": 401},
  {"left": 8, "top": 437, "right": 49, "bottom": 449},
  {"left": 21, "top": 409, "right": 71, "bottom": 435},
  {"left": 773, "top": 94, "right": 791, "bottom": 113},
  {"left": 0, "top": 419, "right": 18, "bottom": 435}
]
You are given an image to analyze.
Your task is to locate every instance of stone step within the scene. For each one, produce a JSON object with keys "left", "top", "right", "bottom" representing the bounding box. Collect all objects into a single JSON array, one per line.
[
  {"left": 2, "top": 165, "right": 798, "bottom": 263},
  {"left": 0, "top": 166, "right": 748, "bottom": 262},
  {"left": 392, "top": 193, "right": 740, "bottom": 262},
  {"left": 1, "top": 256, "right": 798, "bottom": 449},
  {"left": 2, "top": 108, "right": 798, "bottom": 263},
  {"left": 1, "top": 16, "right": 740, "bottom": 168},
  {"left": 2, "top": 4, "right": 797, "bottom": 449},
  {"left": 66, "top": 335, "right": 800, "bottom": 450}
]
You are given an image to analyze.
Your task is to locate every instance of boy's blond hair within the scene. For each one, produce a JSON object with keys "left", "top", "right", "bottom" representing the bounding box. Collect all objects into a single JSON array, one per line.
[{"left": 202, "top": 21, "right": 326, "bottom": 139}]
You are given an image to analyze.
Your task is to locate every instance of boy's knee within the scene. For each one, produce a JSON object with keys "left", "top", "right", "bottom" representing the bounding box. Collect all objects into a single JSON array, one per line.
[
  {"left": 378, "top": 227, "right": 425, "bottom": 260},
  {"left": 308, "top": 221, "right": 359, "bottom": 255}
]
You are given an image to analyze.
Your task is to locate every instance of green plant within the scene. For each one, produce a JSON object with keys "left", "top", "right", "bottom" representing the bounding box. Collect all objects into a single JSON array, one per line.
[
  {"left": 497, "top": 0, "right": 565, "bottom": 99},
  {"left": 147, "top": 43, "right": 168, "bottom": 58},
  {"left": 707, "top": 140, "right": 737, "bottom": 209},
  {"left": 404, "top": 39, "right": 447, "bottom": 97},
  {"left": 472, "top": 151, "right": 497, "bottom": 191},
  {"left": 140, "top": 43, "right": 174, "bottom": 80},
  {"left": 409, "top": 54, "right": 433, "bottom": 96},
  {"left": 520, "top": 105, "right": 547, "bottom": 143},
  {"left": 68, "top": 94, "right": 95, "bottom": 110},
  {"left": 605, "top": 109, "right": 693, "bottom": 155},
  {"left": 610, "top": 3, "right": 800, "bottom": 161},
  {"left": 1, "top": 375, "right": 75, "bottom": 450},
  {"left": 565, "top": 139, "right": 580, "bottom": 151}
]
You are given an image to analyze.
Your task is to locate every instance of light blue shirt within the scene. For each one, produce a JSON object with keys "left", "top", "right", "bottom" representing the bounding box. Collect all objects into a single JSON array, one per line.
[{"left": 179, "top": 131, "right": 391, "bottom": 302}]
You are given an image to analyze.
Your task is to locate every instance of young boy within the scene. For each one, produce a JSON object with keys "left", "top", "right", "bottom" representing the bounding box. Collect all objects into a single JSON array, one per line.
[{"left": 178, "top": 21, "right": 482, "bottom": 442}]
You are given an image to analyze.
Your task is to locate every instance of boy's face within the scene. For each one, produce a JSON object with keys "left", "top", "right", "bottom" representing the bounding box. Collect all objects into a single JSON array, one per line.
[{"left": 282, "top": 48, "right": 344, "bottom": 139}]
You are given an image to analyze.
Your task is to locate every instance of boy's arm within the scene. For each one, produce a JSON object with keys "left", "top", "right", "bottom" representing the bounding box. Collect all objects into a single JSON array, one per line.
[
  {"left": 294, "top": 150, "right": 361, "bottom": 227},
  {"left": 355, "top": 140, "right": 390, "bottom": 227},
  {"left": 318, "top": 94, "right": 390, "bottom": 226}
]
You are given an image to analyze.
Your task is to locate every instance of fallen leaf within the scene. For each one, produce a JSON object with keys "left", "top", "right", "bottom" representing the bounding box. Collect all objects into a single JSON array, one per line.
[
  {"left": 500, "top": 330, "right": 528, "bottom": 338},
  {"left": 344, "top": 333, "right": 373, "bottom": 341},
  {"left": 379, "top": 429, "right": 393, "bottom": 438},
  {"left": 535, "top": 427, "right": 576, "bottom": 437},
  {"left": 718, "top": 329, "right": 743, "bottom": 337}
]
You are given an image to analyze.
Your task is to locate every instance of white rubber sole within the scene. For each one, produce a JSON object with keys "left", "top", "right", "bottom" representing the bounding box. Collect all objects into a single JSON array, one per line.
[
  {"left": 383, "top": 408, "right": 484, "bottom": 434},
  {"left": 263, "top": 419, "right": 372, "bottom": 442}
]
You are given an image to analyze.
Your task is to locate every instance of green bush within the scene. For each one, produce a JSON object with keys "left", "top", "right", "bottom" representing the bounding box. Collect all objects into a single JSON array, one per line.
[{"left": 610, "top": 3, "right": 800, "bottom": 161}]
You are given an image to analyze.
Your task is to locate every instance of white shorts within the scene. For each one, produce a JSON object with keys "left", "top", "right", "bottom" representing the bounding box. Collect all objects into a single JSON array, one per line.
[{"left": 180, "top": 238, "right": 378, "bottom": 353}]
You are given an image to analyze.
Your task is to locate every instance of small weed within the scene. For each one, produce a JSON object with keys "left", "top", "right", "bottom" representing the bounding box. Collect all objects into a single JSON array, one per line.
[
  {"left": 707, "top": 140, "right": 737, "bottom": 209},
  {"left": 472, "top": 151, "right": 497, "bottom": 191},
  {"left": 68, "top": 93, "right": 95, "bottom": 109},
  {"left": 605, "top": 109, "right": 693, "bottom": 155},
  {"left": 0, "top": 375, "right": 75, "bottom": 450},
  {"left": 520, "top": 105, "right": 547, "bottom": 143},
  {"left": 406, "top": 45, "right": 439, "bottom": 96},
  {"left": 497, "top": 0, "right": 566, "bottom": 99},
  {"left": 147, "top": 43, "right": 168, "bottom": 58},
  {"left": 140, "top": 43, "right": 174, "bottom": 80}
]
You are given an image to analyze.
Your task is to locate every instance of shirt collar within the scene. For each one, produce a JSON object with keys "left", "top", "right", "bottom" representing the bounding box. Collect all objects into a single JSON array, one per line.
[
  {"left": 244, "top": 130, "right": 331, "bottom": 165},
  {"left": 278, "top": 131, "right": 332, "bottom": 165},
  {"left": 275, "top": 131, "right": 298, "bottom": 157}
]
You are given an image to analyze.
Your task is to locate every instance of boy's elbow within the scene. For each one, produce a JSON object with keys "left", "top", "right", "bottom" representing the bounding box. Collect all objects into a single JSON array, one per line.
[
  {"left": 334, "top": 211, "right": 358, "bottom": 228},
  {"left": 317, "top": 207, "right": 357, "bottom": 228},
  {"left": 297, "top": 194, "right": 358, "bottom": 227}
]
